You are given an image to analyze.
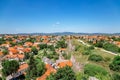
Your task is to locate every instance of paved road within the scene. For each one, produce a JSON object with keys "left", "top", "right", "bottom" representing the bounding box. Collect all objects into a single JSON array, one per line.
[{"left": 78, "top": 39, "right": 118, "bottom": 56}]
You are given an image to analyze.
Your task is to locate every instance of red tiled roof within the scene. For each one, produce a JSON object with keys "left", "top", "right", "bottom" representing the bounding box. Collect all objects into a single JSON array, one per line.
[
  {"left": 58, "top": 60, "right": 72, "bottom": 68},
  {"left": 8, "top": 47, "right": 18, "bottom": 54},
  {"left": 18, "top": 63, "right": 28, "bottom": 72},
  {"left": 0, "top": 51, "right": 3, "bottom": 56},
  {"left": 23, "top": 48, "right": 31, "bottom": 53},
  {"left": 6, "top": 54, "right": 24, "bottom": 59},
  {"left": 37, "top": 64, "right": 56, "bottom": 80}
]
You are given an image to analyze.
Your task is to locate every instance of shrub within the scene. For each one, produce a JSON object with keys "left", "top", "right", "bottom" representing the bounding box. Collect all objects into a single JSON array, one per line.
[
  {"left": 82, "top": 51, "right": 91, "bottom": 55},
  {"left": 84, "top": 64, "right": 108, "bottom": 76},
  {"left": 104, "top": 57, "right": 111, "bottom": 62},
  {"left": 0, "top": 77, "right": 2, "bottom": 80},
  {"left": 75, "top": 45, "right": 81, "bottom": 51},
  {"left": 109, "top": 56, "right": 120, "bottom": 72},
  {"left": 47, "top": 66, "right": 76, "bottom": 80},
  {"left": 88, "top": 46, "right": 94, "bottom": 50},
  {"left": 103, "top": 43, "right": 119, "bottom": 53},
  {"left": 95, "top": 42, "right": 103, "bottom": 48},
  {"left": 88, "top": 54, "right": 103, "bottom": 62},
  {"left": 112, "top": 73, "right": 120, "bottom": 80},
  {"left": 39, "top": 44, "right": 47, "bottom": 50}
]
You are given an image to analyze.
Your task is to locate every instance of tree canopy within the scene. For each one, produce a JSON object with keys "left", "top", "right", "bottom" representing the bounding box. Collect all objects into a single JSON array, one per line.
[
  {"left": 56, "top": 40, "right": 67, "bottom": 48},
  {"left": 26, "top": 56, "right": 46, "bottom": 79},
  {"left": 88, "top": 54, "right": 103, "bottom": 62},
  {"left": 2, "top": 60, "right": 19, "bottom": 76},
  {"left": 31, "top": 46, "right": 38, "bottom": 55},
  {"left": 47, "top": 66, "right": 76, "bottom": 80},
  {"left": 109, "top": 56, "right": 120, "bottom": 72}
]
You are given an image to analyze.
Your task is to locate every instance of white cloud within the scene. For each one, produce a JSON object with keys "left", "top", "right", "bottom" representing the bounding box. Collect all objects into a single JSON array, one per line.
[{"left": 52, "top": 21, "right": 60, "bottom": 27}]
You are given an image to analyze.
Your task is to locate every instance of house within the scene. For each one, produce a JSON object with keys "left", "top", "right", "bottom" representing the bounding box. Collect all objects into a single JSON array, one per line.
[
  {"left": 0, "top": 51, "right": 3, "bottom": 56},
  {"left": 23, "top": 48, "right": 31, "bottom": 53},
  {"left": 114, "top": 41, "right": 120, "bottom": 47},
  {"left": 24, "top": 42, "right": 33, "bottom": 47},
  {"left": 8, "top": 47, "right": 18, "bottom": 55},
  {"left": 36, "top": 64, "right": 56, "bottom": 80},
  {"left": 1, "top": 44, "right": 10, "bottom": 48},
  {"left": 59, "top": 48, "right": 66, "bottom": 53},
  {"left": 56, "top": 60, "right": 72, "bottom": 68},
  {"left": 6, "top": 54, "right": 25, "bottom": 61},
  {"left": 8, "top": 63, "right": 28, "bottom": 80}
]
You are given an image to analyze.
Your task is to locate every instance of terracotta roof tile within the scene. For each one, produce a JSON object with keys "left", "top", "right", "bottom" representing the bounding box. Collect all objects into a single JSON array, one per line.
[{"left": 58, "top": 60, "right": 72, "bottom": 68}]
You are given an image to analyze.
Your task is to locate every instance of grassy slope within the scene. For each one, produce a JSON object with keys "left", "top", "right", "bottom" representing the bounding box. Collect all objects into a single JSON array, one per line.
[{"left": 71, "top": 39, "right": 115, "bottom": 74}]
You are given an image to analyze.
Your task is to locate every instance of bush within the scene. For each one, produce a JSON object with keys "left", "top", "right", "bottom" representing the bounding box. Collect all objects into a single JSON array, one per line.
[
  {"left": 103, "top": 43, "right": 119, "bottom": 53},
  {"left": 88, "top": 46, "right": 94, "bottom": 50},
  {"left": 31, "top": 46, "right": 38, "bottom": 55},
  {"left": 84, "top": 64, "right": 108, "bottom": 76},
  {"left": 39, "top": 44, "right": 47, "bottom": 50},
  {"left": 0, "top": 77, "right": 2, "bottom": 80},
  {"left": 56, "top": 40, "right": 67, "bottom": 48},
  {"left": 82, "top": 51, "right": 91, "bottom": 55},
  {"left": 75, "top": 45, "right": 81, "bottom": 51},
  {"left": 95, "top": 42, "right": 103, "bottom": 48},
  {"left": 109, "top": 56, "right": 120, "bottom": 72},
  {"left": 47, "top": 66, "right": 76, "bottom": 80},
  {"left": 104, "top": 57, "right": 111, "bottom": 62},
  {"left": 62, "top": 53, "right": 71, "bottom": 59},
  {"left": 88, "top": 54, "right": 103, "bottom": 62},
  {"left": 112, "top": 73, "right": 120, "bottom": 80}
]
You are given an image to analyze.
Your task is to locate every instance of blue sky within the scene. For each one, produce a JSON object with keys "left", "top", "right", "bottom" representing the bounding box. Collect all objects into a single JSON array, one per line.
[{"left": 0, "top": 0, "right": 120, "bottom": 34}]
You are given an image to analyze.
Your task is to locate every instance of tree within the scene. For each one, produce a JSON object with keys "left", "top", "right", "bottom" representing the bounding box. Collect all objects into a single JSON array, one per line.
[
  {"left": 47, "top": 66, "right": 76, "bottom": 80},
  {"left": 103, "top": 43, "right": 119, "bottom": 53},
  {"left": 112, "top": 73, "right": 120, "bottom": 80},
  {"left": 2, "top": 60, "right": 19, "bottom": 76},
  {"left": 56, "top": 40, "right": 67, "bottom": 48},
  {"left": 39, "top": 44, "right": 47, "bottom": 50},
  {"left": 46, "top": 73, "right": 55, "bottom": 80},
  {"left": 0, "top": 38, "right": 5, "bottom": 45},
  {"left": 2, "top": 49, "right": 8, "bottom": 55},
  {"left": 82, "top": 50, "right": 91, "bottom": 55},
  {"left": 88, "top": 46, "right": 94, "bottom": 50},
  {"left": 26, "top": 56, "right": 45, "bottom": 79},
  {"left": 88, "top": 54, "right": 103, "bottom": 62},
  {"left": 47, "top": 45, "right": 55, "bottom": 51},
  {"left": 24, "top": 52, "right": 31, "bottom": 59},
  {"left": 31, "top": 46, "right": 38, "bottom": 55},
  {"left": 46, "top": 51, "right": 59, "bottom": 60},
  {"left": 0, "top": 77, "right": 2, "bottom": 80},
  {"left": 109, "top": 56, "right": 120, "bottom": 72},
  {"left": 26, "top": 38, "right": 36, "bottom": 43},
  {"left": 94, "top": 42, "right": 103, "bottom": 48}
]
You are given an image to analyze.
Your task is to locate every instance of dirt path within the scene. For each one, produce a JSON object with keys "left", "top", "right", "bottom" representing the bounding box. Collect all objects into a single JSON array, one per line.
[{"left": 78, "top": 39, "right": 118, "bottom": 56}]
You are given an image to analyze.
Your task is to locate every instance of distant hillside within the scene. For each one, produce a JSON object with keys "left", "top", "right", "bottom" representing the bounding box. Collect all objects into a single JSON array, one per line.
[
  {"left": 17, "top": 32, "right": 120, "bottom": 36},
  {"left": 1, "top": 32, "right": 120, "bottom": 35}
]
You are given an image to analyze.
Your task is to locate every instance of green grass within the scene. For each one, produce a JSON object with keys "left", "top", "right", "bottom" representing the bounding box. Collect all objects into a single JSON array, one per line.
[
  {"left": 71, "top": 39, "right": 115, "bottom": 74},
  {"left": 91, "top": 49, "right": 114, "bottom": 59}
]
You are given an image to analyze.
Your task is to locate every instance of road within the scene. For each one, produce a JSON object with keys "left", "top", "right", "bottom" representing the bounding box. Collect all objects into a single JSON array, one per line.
[{"left": 78, "top": 39, "right": 118, "bottom": 56}]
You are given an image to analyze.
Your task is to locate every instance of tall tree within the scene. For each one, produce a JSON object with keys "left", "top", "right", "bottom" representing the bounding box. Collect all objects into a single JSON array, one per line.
[
  {"left": 31, "top": 46, "right": 38, "bottom": 55},
  {"left": 2, "top": 60, "right": 19, "bottom": 76},
  {"left": 26, "top": 56, "right": 45, "bottom": 79},
  {"left": 47, "top": 66, "right": 76, "bottom": 80}
]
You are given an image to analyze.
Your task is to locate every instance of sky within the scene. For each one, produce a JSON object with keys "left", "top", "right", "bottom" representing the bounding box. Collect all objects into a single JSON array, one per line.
[{"left": 0, "top": 0, "right": 120, "bottom": 34}]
